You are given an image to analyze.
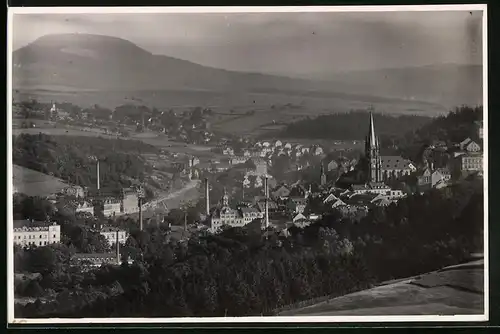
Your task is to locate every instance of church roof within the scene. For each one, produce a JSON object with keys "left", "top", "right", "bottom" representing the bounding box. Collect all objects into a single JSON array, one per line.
[{"left": 380, "top": 156, "right": 412, "bottom": 170}]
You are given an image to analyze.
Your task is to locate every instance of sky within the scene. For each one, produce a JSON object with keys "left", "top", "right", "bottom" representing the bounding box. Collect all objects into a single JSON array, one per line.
[{"left": 11, "top": 9, "right": 483, "bottom": 77}]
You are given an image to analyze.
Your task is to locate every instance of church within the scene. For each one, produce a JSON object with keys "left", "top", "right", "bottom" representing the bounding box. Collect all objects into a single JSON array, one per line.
[{"left": 364, "top": 112, "right": 416, "bottom": 183}]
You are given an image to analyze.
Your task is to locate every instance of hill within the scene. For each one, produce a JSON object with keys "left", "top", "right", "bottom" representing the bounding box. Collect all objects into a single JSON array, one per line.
[
  {"left": 11, "top": 34, "right": 477, "bottom": 116},
  {"left": 13, "top": 164, "right": 68, "bottom": 197},
  {"left": 278, "top": 111, "right": 433, "bottom": 140},
  {"left": 289, "top": 63, "right": 483, "bottom": 108}
]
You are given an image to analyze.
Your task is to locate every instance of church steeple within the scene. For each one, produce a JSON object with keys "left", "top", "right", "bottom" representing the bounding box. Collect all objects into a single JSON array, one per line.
[
  {"left": 367, "top": 110, "right": 377, "bottom": 149},
  {"left": 222, "top": 187, "right": 229, "bottom": 207},
  {"left": 320, "top": 163, "right": 326, "bottom": 186},
  {"left": 365, "top": 110, "right": 383, "bottom": 183}
]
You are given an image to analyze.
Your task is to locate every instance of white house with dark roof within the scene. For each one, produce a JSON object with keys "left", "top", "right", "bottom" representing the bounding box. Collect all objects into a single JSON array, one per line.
[{"left": 459, "top": 138, "right": 481, "bottom": 153}]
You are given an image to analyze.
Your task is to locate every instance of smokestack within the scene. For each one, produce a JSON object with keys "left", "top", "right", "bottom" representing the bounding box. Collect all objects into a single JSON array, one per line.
[
  {"left": 139, "top": 201, "right": 143, "bottom": 231},
  {"left": 205, "top": 178, "right": 210, "bottom": 216},
  {"left": 116, "top": 230, "right": 120, "bottom": 264},
  {"left": 264, "top": 176, "right": 269, "bottom": 229},
  {"left": 96, "top": 160, "right": 100, "bottom": 190}
]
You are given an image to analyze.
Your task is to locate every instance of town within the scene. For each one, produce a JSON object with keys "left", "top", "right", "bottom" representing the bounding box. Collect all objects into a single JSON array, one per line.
[
  {"left": 12, "top": 99, "right": 484, "bottom": 317},
  {"left": 10, "top": 8, "right": 485, "bottom": 320}
]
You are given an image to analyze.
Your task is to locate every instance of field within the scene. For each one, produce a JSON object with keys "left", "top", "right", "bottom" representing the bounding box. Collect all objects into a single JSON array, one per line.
[
  {"left": 278, "top": 260, "right": 484, "bottom": 316},
  {"left": 13, "top": 88, "right": 449, "bottom": 138},
  {"left": 13, "top": 164, "right": 68, "bottom": 197}
]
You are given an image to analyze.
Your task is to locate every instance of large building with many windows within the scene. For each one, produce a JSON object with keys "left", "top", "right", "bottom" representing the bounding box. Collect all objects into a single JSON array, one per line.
[
  {"left": 13, "top": 220, "right": 61, "bottom": 247},
  {"left": 208, "top": 190, "right": 264, "bottom": 233}
]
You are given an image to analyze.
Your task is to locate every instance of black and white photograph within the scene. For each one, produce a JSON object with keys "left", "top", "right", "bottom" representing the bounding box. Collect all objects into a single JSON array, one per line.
[{"left": 7, "top": 5, "right": 488, "bottom": 323}]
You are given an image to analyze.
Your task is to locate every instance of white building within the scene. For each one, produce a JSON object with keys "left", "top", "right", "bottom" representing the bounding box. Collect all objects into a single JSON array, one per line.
[
  {"left": 13, "top": 220, "right": 61, "bottom": 247},
  {"left": 99, "top": 226, "right": 129, "bottom": 246}
]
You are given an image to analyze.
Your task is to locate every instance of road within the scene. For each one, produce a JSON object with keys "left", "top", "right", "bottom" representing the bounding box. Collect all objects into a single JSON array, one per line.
[{"left": 144, "top": 179, "right": 201, "bottom": 210}]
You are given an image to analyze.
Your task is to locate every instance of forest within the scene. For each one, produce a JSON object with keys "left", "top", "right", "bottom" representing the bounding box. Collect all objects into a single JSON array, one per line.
[
  {"left": 12, "top": 133, "right": 159, "bottom": 192},
  {"left": 278, "top": 110, "right": 432, "bottom": 140},
  {"left": 14, "top": 175, "right": 483, "bottom": 318}
]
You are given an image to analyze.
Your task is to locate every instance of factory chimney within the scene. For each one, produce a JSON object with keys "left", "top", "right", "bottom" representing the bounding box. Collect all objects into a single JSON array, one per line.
[
  {"left": 264, "top": 176, "right": 269, "bottom": 229},
  {"left": 205, "top": 178, "right": 210, "bottom": 216},
  {"left": 116, "top": 230, "right": 120, "bottom": 265},
  {"left": 96, "top": 160, "right": 100, "bottom": 190}
]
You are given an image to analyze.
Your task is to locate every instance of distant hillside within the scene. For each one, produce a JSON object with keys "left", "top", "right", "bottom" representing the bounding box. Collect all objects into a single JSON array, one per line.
[
  {"left": 301, "top": 64, "right": 483, "bottom": 108},
  {"left": 11, "top": 34, "right": 481, "bottom": 114},
  {"left": 12, "top": 34, "right": 325, "bottom": 93},
  {"left": 278, "top": 111, "right": 433, "bottom": 140}
]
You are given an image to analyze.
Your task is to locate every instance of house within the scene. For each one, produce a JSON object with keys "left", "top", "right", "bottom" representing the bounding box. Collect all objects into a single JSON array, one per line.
[
  {"left": 327, "top": 160, "right": 339, "bottom": 172},
  {"left": 272, "top": 185, "right": 291, "bottom": 199},
  {"left": 230, "top": 156, "right": 248, "bottom": 165},
  {"left": 475, "top": 121, "right": 483, "bottom": 139},
  {"left": 323, "top": 193, "right": 340, "bottom": 204},
  {"left": 188, "top": 156, "right": 200, "bottom": 167},
  {"left": 60, "top": 185, "right": 85, "bottom": 198},
  {"left": 214, "top": 161, "right": 232, "bottom": 172},
  {"left": 99, "top": 226, "right": 129, "bottom": 246},
  {"left": 453, "top": 152, "right": 483, "bottom": 175},
  {"left": 256, "top": 199, "right": 279, "bottom": 213},
  {"left": 13, "top": 220, "right": 61, "bottom": 247},
  {"left": 251, "top": 158, "right": 268, "bottom": 176},
  {"left": 292, "top": 213, "right": 311, "bottom": 228},
  {"left": 311, "top": 146, "right": 324, "bottom": 156},
  {"left": 459, "top": 138, "right": 481, "bottom": 153},
  {"left": 350, "top": 182, "right": 391, "bottom": 196},
  {"left": 289, "top": 197, "right": 307, "bottom": 214},
  {"left": 222, "top": 147, "right": 235, "bottom": 156},
  {"left": 331, "top": 198, "right": 346, "bottom": 209},
  {"left": 76, "top": 201, "right": 94, "bottom": 214}
]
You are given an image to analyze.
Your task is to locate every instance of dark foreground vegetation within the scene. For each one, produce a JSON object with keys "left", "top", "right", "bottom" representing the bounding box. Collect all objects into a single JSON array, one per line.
[{"left": 15, "top": 176, "right": 482, "bottom": 318}]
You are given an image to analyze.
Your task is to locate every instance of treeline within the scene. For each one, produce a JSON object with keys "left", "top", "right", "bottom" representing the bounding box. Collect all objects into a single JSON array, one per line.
[
  {"left": 12, "top": 133, "right": 159, "bottom": 191},
  {"left": 392, "top": 105, "right": 483, "bottom": 162},
  {"left": 15, "top": 177, "right": 483, "bottom": 318},
  {"left": 279, "top": 111, "right": 432, "bottom": 140}
]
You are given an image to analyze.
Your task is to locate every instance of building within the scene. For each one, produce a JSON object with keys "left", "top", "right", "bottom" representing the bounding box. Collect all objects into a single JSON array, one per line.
[
  {"left": 13, "top": 220, "right": 61, "bottom": 247},
  {"left": 60, "top": 185, "right": 85, "bottom": 198},
  {"left": 459, "top": 138, "right": 481, "bottom": 153},
  {"left": 453, "top": 152, "right": 483, "bottom": 174},
  {"left": 102, "top": 198, "right": 122, "bottom": 217},
  {"left": 230, "top": 156, "right": 248, "bottom": 165},
  {"left": 121, "top": 189, "right": 139, "bottom": 214},
  {"left": 209, "top": 190, "right": 263, "bottom": 232},
  {"left": 327, "top": 160, "right": 339, "bottom": 172},
  {"left": 222, "top": 147, "right": 234, "bottom": 156},
  {"left": 476, "top": 120, "right": 483, "bottom": 139},
  {"left": 288, "top": 197, "right": 307, "bottom": 214},
  {"left": 75, "top": 201, "right": 94, "bottom": 214},
  {"left": 188, "top": 156, "right": 200, "bottom": 167},
  {"left": 350, "top": 182, "right": 391, "bottom": 196},
  {"left": 251, "top": 158, "right": 268, "bottom": 176},
  {"left": 320, "top": 163, "right": 327, "bottom": 186},
  {"left": 271, "top": 185, "right": 291, "bottom": 200},
  {"left": 363, "top": 112, "right": 415, "bottom": 182},
  {"left": 99, "top": 226, "right": 129, "bottom": 246}
]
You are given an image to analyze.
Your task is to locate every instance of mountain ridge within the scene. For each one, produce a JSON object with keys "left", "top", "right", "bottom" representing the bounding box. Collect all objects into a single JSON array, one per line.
[{"left": 12, "top": 33, "right": 483, "bottom": 109}]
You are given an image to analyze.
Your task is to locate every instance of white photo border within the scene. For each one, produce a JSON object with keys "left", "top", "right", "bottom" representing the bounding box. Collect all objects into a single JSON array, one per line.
[{"left": 6, "top": 4, "right": 489, "bottom": 324}]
